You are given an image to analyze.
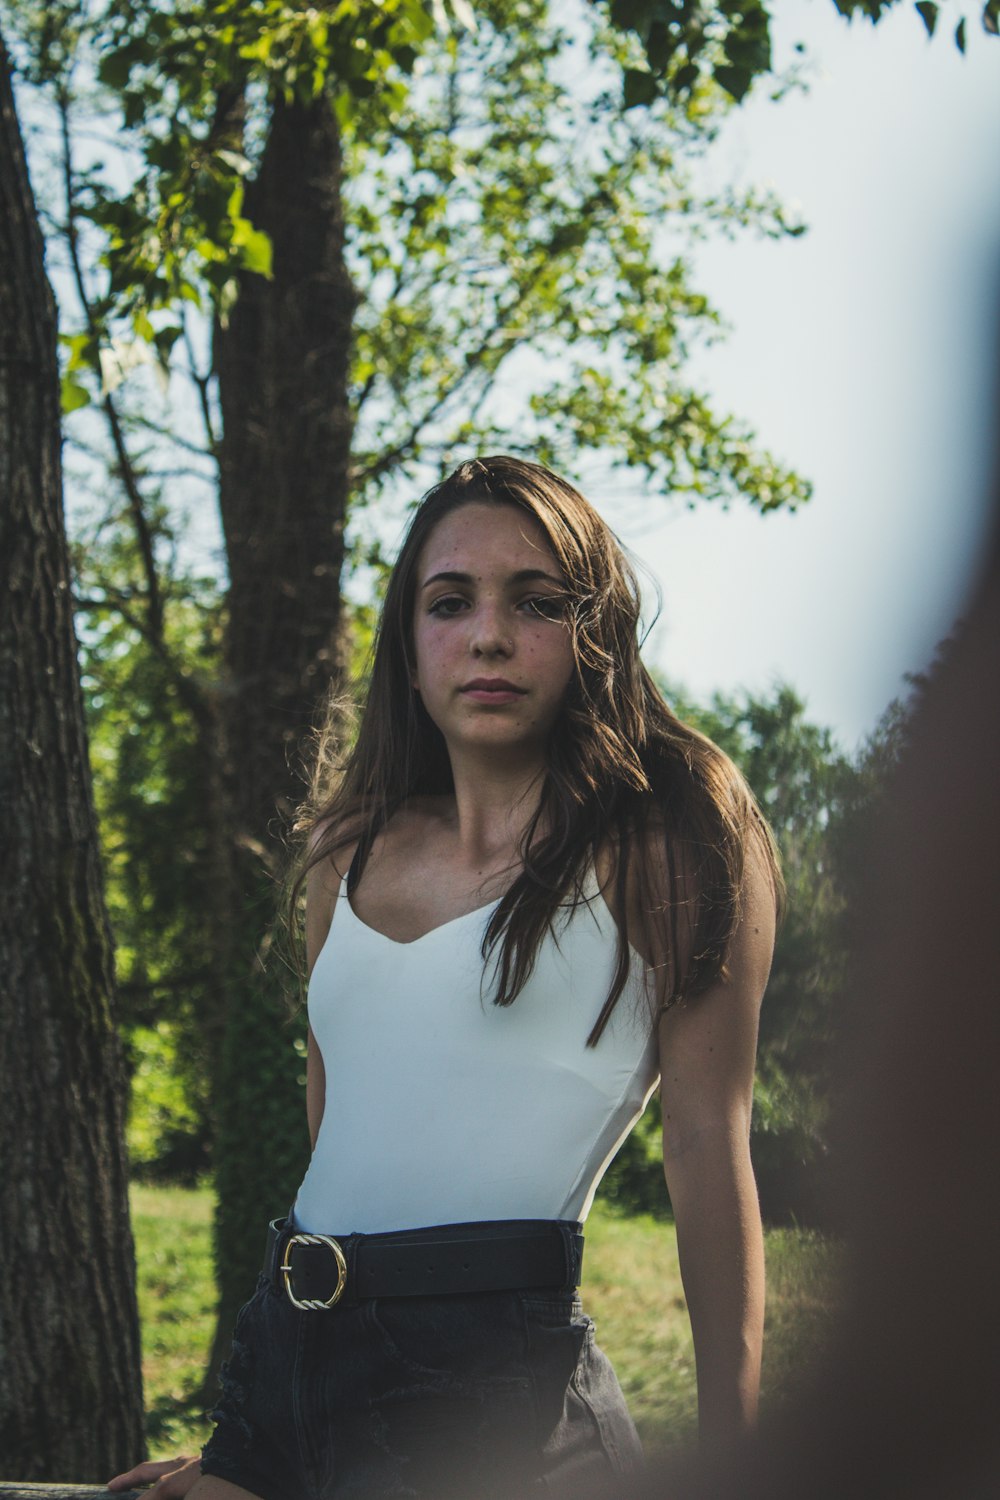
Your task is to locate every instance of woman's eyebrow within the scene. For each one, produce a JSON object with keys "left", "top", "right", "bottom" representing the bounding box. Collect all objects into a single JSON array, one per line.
[{"left": 420, "top": 568, "right": 564, "bottom": 590}]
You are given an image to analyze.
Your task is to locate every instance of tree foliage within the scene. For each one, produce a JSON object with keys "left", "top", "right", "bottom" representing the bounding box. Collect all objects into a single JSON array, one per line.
[
  {"left": 597, "top": 0, "right": 997, "bottom": 114},
  {"left": 78, "top": 569, "right": 224, "bottom": 1178},
  {"left": 11, "top": 0, "right": 435, "bottom": 332},
  {"left": 8, "top": 0, "right": 812, "bottom": 519}
]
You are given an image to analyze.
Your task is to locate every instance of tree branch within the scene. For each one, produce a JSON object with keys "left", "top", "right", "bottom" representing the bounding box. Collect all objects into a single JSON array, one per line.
[
  {"left": 129, "top": 409, "right": 216, "bottom": 460},
  {"left": 182, "top": 311, "right": 220, "bottom": 457},
  {"left": 57, "top": 82, "right": 165, "bottom": 644},
  {"left": 350, "top": 244, "right": 562, "bottom": 489},
  {"left": 73, "top": 590, "right": 211, "bottom": 725}
]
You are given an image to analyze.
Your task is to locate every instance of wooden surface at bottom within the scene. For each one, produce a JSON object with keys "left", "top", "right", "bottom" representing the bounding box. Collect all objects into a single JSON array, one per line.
[{"left": 0, "top": 1485, "right": 142, "bottom": 1498}]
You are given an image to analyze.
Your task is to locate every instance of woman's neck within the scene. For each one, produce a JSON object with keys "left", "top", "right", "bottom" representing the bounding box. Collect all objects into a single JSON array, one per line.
[{"left": 445, "top": 750, "right": 546, "bottom": 866}]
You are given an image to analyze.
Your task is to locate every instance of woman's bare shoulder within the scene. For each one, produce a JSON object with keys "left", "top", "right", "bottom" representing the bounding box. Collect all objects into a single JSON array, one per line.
[
  {"left": 728, "top": 827, "right": 779, "bottom": 983},
  {"left": 304, "top": 810, "right": 364, "bottom": 878},
  {"left": 303, "top": 797, "right": 450, "bottom": 936}
]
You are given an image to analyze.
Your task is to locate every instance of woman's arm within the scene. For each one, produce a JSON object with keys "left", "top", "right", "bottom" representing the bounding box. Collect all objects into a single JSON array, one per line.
[
  {"left": 306, "top": 1023, "right": 326, "bottom": 1152},
  {"left": 657, "top": 844, "right": 776, "bottom": 1449}
]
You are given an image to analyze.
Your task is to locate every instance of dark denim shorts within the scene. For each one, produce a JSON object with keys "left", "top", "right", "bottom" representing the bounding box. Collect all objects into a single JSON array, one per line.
[{"left": 200, "top": 1267, "right": 644, "bottom": 1499}]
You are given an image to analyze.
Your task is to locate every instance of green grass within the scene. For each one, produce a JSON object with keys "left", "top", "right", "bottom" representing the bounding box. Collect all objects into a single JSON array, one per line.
[
  {"left": 131, "top": 1184, "right": 841, "bottom": 1461},
  {"left": 582, "top": 1206, "right": 842, "bottom": 1457},
  {"left": 130, "top": 1182, "right": 218, "bottom": 1453}
]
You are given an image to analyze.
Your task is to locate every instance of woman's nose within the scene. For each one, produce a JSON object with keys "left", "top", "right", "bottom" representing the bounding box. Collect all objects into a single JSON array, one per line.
[{"left": 469, "top": 603, "right": 512, "bottom": 657}]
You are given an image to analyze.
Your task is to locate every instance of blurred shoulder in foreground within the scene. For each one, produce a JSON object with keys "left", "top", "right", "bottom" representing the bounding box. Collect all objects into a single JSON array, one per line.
[{"left": 625, "top": 415, "right": 1000, "bottom": 1500}]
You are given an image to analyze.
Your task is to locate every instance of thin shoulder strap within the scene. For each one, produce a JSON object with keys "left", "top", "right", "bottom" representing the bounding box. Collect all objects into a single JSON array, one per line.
[{"left": 347, "top": 807, "right": 392, "bottom": 896}]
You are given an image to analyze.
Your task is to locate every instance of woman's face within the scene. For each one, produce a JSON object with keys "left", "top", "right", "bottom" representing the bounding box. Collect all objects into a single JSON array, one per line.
[{"left": 410, "top": 502, "right": 575, "bottom": 763}]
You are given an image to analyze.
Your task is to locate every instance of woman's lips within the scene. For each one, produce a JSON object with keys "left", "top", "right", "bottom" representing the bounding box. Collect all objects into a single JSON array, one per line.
[{"left": 460, "top": 680, "right": 527, "bottom": 704}]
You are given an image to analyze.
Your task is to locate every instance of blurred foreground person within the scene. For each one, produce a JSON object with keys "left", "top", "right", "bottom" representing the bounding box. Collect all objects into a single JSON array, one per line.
[{"left": 632, "top": 490, "right": 1000, "bottom": 1497}]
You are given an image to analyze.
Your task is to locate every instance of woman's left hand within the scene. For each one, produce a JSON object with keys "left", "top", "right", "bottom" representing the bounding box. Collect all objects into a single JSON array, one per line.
[{"left": 106, "top": 1455, "right": 201, "bottom": 1495}]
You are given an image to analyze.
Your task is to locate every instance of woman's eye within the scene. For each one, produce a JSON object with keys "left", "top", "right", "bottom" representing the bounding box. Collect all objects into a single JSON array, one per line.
[
  {"left": 427, "top": 595, "right": 467, "bottom": 617},
  {"left": 522, "top": 594, "right": 566, "bottom": 620}
]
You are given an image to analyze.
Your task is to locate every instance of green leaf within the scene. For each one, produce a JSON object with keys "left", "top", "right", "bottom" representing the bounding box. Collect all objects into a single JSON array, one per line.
[
  {"left": 623, "top": 68, "right": 659, "bottom": 110},
  {"left": 333, "top": 86, "right": 358, "bottom": 129},
  {"left": 122, "top": 90, "right": 146, "bottom": 128},
  {"left": 153, "top": 325, "right": 183, "bottom": 363},
  {"left": 232, "top": 221, "right": 274, "bottom": 278},
  {"left": 956, "top": 15, "right": 967, "bottom": 47},
  {"left": 723, "top": 25, "right": 772, "bottom": 74},
  {"left": 132, "top": 308, "right": 155, "bottom": 342},
  {"left": 239, "top": 36, "right": 271, "bottom": 64},
  {"left": 226, "top": 181, "right": 246, "bottom": 221},
  {"left": 61, "top": 374, "right": 92, "bottom": 413},
  {"left": 609, "top": 0, "right": 651, "bottom": 29},
  {"left": 146, "top": 134, "right": 186, "bottom": 174},
  {"left": 673, "top": 62, "right": 699, "bottom": 94},
  {"left": 715, "top": 63, "right": 754, "bottom": 102},
  {"left": 915, "top": 2, "right": 938, "bottom": 37},
  {"left": 644, "top": 21, "right": 677, "bottom": 73},
  {"left": 60, "top": 331, "right": 99, "bottom": 374},
  {"left": 405, "top": 2, "right": 436, "bottom": 44},
  {"left": 983, "top": 0, "right": 999, "bottom": 35},
  {"left": 97, "top": 49, "right": 134, "bottom": 91},
  {"left": 394, "top": 44, "right": 419, "bottom": 72}
]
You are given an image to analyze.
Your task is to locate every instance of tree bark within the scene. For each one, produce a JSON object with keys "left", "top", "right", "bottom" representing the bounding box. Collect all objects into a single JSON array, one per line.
[
  {"left": 0, "top": 32, "right": 145, "bottom": 1482},
  {"left": 217, "top": 89, "right": 357, "bottom": 846},
  {"left": 206, "top": 88, "right": 359, "bottom": 1385}
]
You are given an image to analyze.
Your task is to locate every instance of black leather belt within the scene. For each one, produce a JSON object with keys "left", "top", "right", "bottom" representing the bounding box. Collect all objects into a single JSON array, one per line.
[{"left": 263, "top": 1215, "right": 585, "bottom": 1311}]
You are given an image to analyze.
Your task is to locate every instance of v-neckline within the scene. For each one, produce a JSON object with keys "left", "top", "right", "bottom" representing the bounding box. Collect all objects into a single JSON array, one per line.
[{"left": 342, "top": 885, "right": 503, "bottom": 948}]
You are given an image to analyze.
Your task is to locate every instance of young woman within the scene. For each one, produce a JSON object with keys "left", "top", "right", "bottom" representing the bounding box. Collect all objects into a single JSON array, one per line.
[{"left": 109, "top": 455, "right": 778, "bottom": 1500}]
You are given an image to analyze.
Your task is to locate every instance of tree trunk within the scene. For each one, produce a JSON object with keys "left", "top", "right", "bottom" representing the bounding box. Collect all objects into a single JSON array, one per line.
[
  {"left": 206, "top": 88, "right": 359, "bottom": 1387},
  {"left": 0, "top": 33, "right": 145, "bottom": 1481}
]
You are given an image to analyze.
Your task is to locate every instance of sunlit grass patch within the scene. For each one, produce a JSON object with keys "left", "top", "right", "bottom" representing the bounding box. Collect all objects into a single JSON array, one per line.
[
  {"left": 583, "top": 1202, "right": 842, "bottom": 1458},
  {"left": 131, "top": 1180, "right": 218, "bottom": 1452},
  {"left": 582, "top": 1204, "right": 697, "bottom": 1453}
]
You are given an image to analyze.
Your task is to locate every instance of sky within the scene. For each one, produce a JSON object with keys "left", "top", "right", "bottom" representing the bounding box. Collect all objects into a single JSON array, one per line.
[{"left": 621, "top": 0, "right": 1000, "bottom": 751}]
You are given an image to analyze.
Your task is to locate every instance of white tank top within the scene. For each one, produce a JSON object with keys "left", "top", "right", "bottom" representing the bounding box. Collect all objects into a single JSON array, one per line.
[{"left": 292, "top": 864, "right": 660, "bottom": 1234}]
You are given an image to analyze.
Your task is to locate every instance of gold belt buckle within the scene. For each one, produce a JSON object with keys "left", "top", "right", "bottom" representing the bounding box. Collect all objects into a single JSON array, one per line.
[{"left": 280, "top": 1232, "right": 347, "bottom": 1310}]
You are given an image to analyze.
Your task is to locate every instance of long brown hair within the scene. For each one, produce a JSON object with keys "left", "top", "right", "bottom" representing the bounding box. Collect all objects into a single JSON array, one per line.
[{"left": 288, "top": 455, "right": 781, "bottom": 1043}]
